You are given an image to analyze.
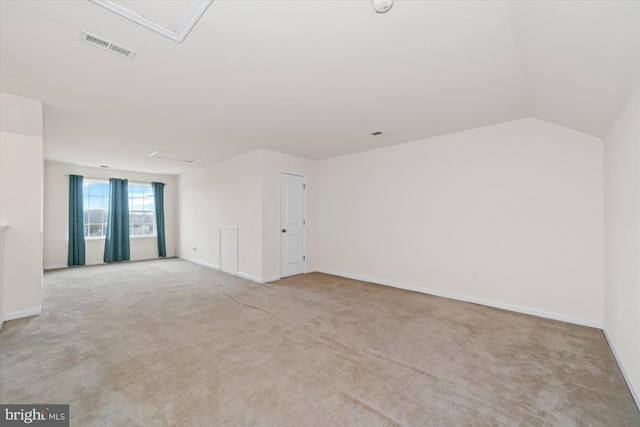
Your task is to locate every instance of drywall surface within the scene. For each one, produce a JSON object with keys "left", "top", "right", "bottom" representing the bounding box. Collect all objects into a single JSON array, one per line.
[
  {"left": 43, "top": 161, "right": 178, "bottom": 268},
  {"left": 315, "top": 118, "right": 604, "bottom": 324},
  {"left": 603, "top": 86, "right": 640, "bottom": 404},
  {"left": 0, "top": 92, "right": 43, "bottom": 137},
  {"left": 0, "top": 132, "right": 43, "bottom": 317},
  {"left": 179, "top": 149, "right": 314, "bottom": 282},
  {"left": 178, "top": 150, "right": 263, "bottom": 279},
  {"left": 0, "top": 93, "right": 43, "bottom": 320}
]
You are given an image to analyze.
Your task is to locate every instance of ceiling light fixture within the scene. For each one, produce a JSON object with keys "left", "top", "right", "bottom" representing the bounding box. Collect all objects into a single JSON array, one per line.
[{"left": 372, "top": 0, "right": 394, "bottom": 14}]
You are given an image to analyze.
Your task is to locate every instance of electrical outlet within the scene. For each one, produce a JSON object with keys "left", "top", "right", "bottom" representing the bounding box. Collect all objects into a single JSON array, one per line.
[
  {"left": 192, "top": 246, "right": 197, "bottom": 252},
  {"left": 473, "top": 272, "right": 479, "bottom": 281}
]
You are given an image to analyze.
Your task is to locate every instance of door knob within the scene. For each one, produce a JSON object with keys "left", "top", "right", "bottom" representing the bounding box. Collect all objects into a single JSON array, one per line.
[{"left": 282, "top": 229, "right": 287, "bottom": 233}]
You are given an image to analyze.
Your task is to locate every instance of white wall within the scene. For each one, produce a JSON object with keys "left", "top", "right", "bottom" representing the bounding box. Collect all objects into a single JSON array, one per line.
[
  {"left": 0, "top": 93, "right": 43, "bottom": 321},
  {"left": 43, "top": 161, "right": 178, "bottom": 269},
  {"left": 603, "top": 86, "right": 639, "bottom": 405},
  {"left": 178, "top": 149, "right": 314, "bottom": 282},
  {"left": 315, "top": 118, "right": 604, "bottom": 325},
  {"left": 0, "top": 93, "right": 43, "bottom": 137},
  {"left": 178, "top": 150, "right": 263, "bottom": 279}
]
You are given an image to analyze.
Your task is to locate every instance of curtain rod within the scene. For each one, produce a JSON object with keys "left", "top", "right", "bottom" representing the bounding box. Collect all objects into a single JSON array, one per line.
[{"left": 64, "top": 175, "right": 166, "bottom": 186}]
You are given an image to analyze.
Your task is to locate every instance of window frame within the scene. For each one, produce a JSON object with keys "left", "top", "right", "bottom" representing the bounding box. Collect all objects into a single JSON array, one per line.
[
  {"left": 128, "top": 183, "right": 157, "bottom": 238},
  {"left": 81, "top": 179, "right": 157, "bottom": 240},
  {"left": 83, "top": 179, "right": 110, "bottom": 240}
]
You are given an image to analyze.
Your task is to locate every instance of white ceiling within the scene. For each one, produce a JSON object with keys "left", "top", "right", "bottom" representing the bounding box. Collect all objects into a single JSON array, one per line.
[
  {"left": 109, "top": 1, "right": 199, "bottom": 32},
  {"left": 1, "top": 0, "right": 638, "bottom": 175}
]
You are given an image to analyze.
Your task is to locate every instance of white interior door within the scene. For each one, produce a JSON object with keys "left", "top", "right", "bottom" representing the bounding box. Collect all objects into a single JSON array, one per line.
[{"left": 280, "top": 173, "right": 305, "bottom": 278}]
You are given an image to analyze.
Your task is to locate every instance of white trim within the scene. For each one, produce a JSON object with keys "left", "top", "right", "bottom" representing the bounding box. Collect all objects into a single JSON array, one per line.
[
  {"left": 0, "top": 225, "right": 8, "bottom": 331},
  {"left": 4, "top": 306, "right": 42, "bottom": 321},
  {"left": 89, "top": 0, "right": 213, "bottom": 43},
  {"left": 44, "top": 256, "right": 169, "bottom": 271},
  {"left": 181, "top": 257, "right": 276, "bottom": 283},
  {"left": 314, "top": 268, "right": 602, "bottom": 329},
  {"left": 602, "top": 324, "right": 640, "bottom": 409},
  {"left": 237, "top": 272, "right": 259, "bottom": 282},
  {"left": 43, "top": 264, "right": 68, "bottom": 270},
  {"left": 179, "top": 256, "right": 220, "bottom": 270},
  {"left": 237, "top": 272, "right": 279, "bottom": 284}
]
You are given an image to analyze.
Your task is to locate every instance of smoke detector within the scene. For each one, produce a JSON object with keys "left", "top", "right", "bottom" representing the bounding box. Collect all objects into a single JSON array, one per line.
[
  {"left": 80, "top": 31, "right": 136, "bottom": 60},
  {"left": 372, "top": 0, "right": 394, "bottom": 13}
]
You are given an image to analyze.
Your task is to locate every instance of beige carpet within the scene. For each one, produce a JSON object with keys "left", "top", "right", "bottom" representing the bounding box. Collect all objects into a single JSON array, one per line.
[{"left": 1, "top": 259, "right": 638, "bottom": 426}]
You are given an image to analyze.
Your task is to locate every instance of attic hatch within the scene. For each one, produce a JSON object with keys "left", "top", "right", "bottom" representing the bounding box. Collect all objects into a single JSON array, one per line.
[
  {"left": 90, "top": 0, "right": 213, "bottom": 43},
  {"left": 148, "top": 151, "right": 204, "bottom": 164}
]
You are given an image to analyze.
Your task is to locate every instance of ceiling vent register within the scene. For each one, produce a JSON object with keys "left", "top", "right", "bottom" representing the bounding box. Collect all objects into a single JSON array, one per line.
[{"left": 80, "top": 30, "right": 136, "bottom": 60}]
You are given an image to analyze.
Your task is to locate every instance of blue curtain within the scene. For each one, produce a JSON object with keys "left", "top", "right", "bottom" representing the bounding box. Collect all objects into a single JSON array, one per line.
[
  {"left": 151, "top": 182, "right": 167, "bottom": 258},
  {"left": 104, "top": 178, "right": 130, "bottom": 263},
  {"left": 67, "top": 175, "right": 85, "bottom": 266}
]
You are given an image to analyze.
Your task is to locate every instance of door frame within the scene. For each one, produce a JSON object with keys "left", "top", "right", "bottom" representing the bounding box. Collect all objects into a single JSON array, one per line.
[{"left": 279, "top": 172, "right": 307, "bottom": 279}]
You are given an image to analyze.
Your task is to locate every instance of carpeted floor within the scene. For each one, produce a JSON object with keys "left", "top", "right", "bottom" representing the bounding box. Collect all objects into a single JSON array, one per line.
[{"left": 0, "top": 259, "right": 638, "bottom": 426}]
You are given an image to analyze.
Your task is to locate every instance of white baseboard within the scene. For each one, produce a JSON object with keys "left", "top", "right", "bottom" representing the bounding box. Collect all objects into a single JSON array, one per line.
[
  {"left": 602, "top": 324, "right": 640, "bottom": 409},
  {"left": 237, "top": 272, "right": 261, "bottom": 282},
  {"left": 314, "top": 268, "right": 602, "bottom": 329},
  {"left": 43, "top": 264, "right": 68, "bottom": 270},
  {"left": 178, "top": 256, "right": 220, "bottom": 271},
  {"left": 179, "top": 257, "right": 279, "bottom": 284},
  {"left": 44, "top": 256, "right": 174, "bottom": 271},
  {"left": 237, "top": 272, "right": 279, "bottom": 284},
  {"left": 4, "top": 306, "right": 42, "bottom": 321}
]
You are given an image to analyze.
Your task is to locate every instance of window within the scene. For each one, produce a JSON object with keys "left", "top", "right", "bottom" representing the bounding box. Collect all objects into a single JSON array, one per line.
[
  {"left": 83, "top": 180, "right": 156, "bottom": 238},
  {"left": 83, "top": 180, "right": 109, "bottom": 238},
  {"left": 129, "top": 184, "right": 156, "bottom": 237}
]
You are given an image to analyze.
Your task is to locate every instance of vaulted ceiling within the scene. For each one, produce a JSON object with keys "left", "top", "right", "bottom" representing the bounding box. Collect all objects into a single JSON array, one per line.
[{"left": 1, "top": 1, "right": 638, "bottom": 174}]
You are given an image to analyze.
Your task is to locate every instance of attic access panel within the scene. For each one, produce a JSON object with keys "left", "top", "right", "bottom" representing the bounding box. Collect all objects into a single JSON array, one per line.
[{"left": 90, "top": 0, "right": 213, "bottom": 43}]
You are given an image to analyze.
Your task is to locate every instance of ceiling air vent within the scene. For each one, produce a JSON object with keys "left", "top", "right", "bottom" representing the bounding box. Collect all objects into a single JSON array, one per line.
[{"left": 80, "top": 30, "right": 136, "bottom": 60}]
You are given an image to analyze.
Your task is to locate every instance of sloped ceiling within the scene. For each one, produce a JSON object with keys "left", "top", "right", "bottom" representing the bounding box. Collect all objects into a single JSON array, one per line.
[{"left": 1, "top": 0, "right": 638, "bottom": 174}]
